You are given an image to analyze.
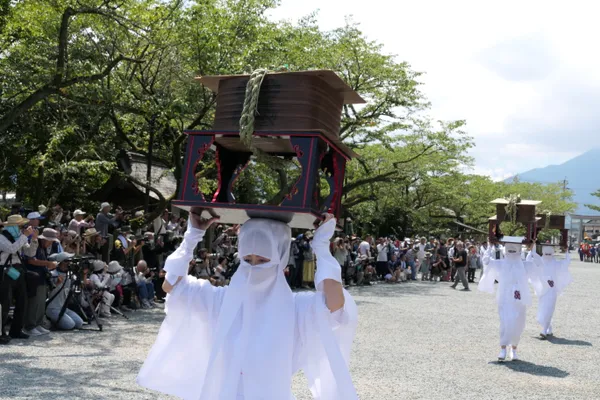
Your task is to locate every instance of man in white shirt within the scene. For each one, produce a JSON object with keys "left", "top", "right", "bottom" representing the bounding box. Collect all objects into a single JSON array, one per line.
[{"left": 358, "top": 235, "right": 371, "bottom": 258}]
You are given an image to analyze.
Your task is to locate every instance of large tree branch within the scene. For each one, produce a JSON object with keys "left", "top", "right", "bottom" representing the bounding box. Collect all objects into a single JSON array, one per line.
[
  {"left": 343, "top": 145, "right": 435, "bottom": 194},
  {"left": 58, "top": 91, "right": 146, "bottom": 115},
  {"left": 343, "top": 193, "right": 377, "bottom": 209},
  {"left": 61, "top": 55, "right": 144, "bottom": 87},
  {"left": 0, "top": 3, "right": 145, "bottom": 135},
  {"left": 0, "top": 86, "right": 58, "bottom": 135}
]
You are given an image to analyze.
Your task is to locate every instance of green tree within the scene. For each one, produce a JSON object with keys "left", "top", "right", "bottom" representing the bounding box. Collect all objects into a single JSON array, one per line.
[{"left": 585, "top": 189, "right": 600, "bottom": 212}]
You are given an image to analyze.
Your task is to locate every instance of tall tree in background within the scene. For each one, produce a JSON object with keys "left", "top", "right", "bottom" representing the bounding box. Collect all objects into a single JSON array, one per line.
[
  {"left": 586, "top": 189, "right": 600, "bottom": 212},
  {"left": 0, "top": 0, "right": 574, "bottom": 237}
]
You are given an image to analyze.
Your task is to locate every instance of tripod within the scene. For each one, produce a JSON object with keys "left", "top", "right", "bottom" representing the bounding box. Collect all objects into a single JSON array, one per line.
[
  {"left": 48, "top": 271, "right": 103, "bottom": 332},
  {"left": 94, "top": 289, "right": 129, "bottom": 320}
]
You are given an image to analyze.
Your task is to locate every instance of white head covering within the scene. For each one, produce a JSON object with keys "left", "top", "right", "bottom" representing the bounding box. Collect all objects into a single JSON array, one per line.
[
  {"left": 200, "top": 218, "right": 294, "bottom": 400},
  {"left": 542, "top": 245, "right": 556, "bottom": 258}
]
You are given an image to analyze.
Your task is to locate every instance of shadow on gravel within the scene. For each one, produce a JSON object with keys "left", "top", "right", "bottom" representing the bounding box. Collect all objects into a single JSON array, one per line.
[
  {"left": 489, "top": 360, "right": 570, "bottom": 378},
  {"left": 354, "top": 300, "right": 377, "bottom": 306},
  {"left": 349, "top": 283, "right": 441, "bottom": 298},
  {"left": 544, "top": 336, "right": 593, "bottom": 346}
]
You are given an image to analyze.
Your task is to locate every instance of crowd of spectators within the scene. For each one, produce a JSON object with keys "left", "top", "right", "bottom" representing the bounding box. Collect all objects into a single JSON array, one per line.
[
  {"left": 1, "top": 200, "right": 493, "bottom": 345},
  {"left": 578, "top": 242, "right": 600, "bottom": 263},
  {"left": 316, "top": 235, "right": 488, "bottom": 291},
  {"left": 0, "top": 202, "right": 190, "bottom": 345}
]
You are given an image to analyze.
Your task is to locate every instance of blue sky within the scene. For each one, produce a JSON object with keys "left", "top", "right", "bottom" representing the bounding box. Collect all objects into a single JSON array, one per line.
[{"left": 269, "top": 0, "right": 600, "bottom": 181}]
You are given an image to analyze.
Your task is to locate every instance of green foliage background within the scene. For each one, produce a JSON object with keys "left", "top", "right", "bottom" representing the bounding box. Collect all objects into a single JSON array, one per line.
[{"left": 0, "top": 0, "right": 576, "bottom": 236}]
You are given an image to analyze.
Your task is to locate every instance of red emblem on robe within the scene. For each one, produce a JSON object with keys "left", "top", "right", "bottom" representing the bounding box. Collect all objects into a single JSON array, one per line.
[
  {"left": 514, "top": 290, "right": 521, "bottom": 300},
  {"left": 548, "top": 280, "right": 554, "bottom": 288}
]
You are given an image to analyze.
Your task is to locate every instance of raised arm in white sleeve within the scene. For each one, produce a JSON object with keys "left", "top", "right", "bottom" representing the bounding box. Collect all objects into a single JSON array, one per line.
[{"left": 164, "top": 220, "right": 205, "bottom": 285}]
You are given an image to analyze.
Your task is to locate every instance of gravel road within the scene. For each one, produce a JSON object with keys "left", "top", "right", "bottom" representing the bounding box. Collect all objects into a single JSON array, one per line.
[{"left": 1, "top": 257, "right": 598, "bottom": 399}]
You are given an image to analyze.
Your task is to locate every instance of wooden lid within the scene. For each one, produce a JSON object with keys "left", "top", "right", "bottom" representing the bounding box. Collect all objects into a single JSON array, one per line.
[
  {"left": 197, "top": 70, "right": 366, "bottom": 105},
  {"left": 490, "top": 198, "right": 542, "bottom": 206}
]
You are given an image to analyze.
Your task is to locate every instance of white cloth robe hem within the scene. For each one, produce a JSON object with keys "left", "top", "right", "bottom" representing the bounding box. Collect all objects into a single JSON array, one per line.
[{"left": 137, "top": 222, "right": 358, "bottom": 400}]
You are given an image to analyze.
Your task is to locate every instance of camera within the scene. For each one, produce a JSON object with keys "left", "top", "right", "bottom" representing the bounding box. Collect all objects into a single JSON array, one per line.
[{"left": 68, "top": 255, "right": 95, "bottom": 275}]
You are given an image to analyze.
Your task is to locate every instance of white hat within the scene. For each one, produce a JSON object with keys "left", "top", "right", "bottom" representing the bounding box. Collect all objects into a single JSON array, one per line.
[
  {"left": 73, "top": 209, "right": 86, "bottom": 216},
  {"left": 48, "top": 252, "right": 74, "bottom": 263},
  {"left": 38, "top": 204, "right": 48, "bottom": 214},
  {"left": 3, "top": 215, "right": 29, "bottom": 227},
  {"left": 39, "top": 228, "right": 60, "bottom": 242},
  {"left": 99, "top": 202, "right": 111, "bottom": 212},
  {"left": 26, "top": 212, "right": 45, "bottom": 220},
  {"left": 107, "top": 261, "right": 123, "bottom": 274},
  {"left": 92, "top": 260, "right": 106, "bottom": 272}
]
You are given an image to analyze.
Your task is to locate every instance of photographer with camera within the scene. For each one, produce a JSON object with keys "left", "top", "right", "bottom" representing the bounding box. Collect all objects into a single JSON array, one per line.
[
  {"left": 113, "top": 226, "right": 142, "bottom": 268},
  {"left": 212, "top": 257, "right": 229, "bottom": 287},
  {"left": 1, "top": 215, "right": 36, "bottom": 343},
  {"left": 190, "top": 248, "right": 213, "bottom": 280},
  {"left": 106, "top": 261, "right": 126, "bottom": 311},
  {"left": 23, "top": 227, "right": 61, "bottom": 337},
  {"left": 90, "top": 260, "right": 114, "bottom": 318},
  {"left": 96, "top": 202, "right": 122, "bottom": 262},
  {"left": 62, "top": 230, "right": 81, "bottom": 255},
  {"left": 68, "top": 209, "right": 94, "bottom": 236},
  {"left": 46, "top": 252, "right": 84, "bottom": 330}
]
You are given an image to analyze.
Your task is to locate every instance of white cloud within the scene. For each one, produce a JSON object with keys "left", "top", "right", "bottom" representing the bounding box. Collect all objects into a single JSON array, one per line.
[{"left": 269, "top": 0, "right": 600, "bottom": 176}]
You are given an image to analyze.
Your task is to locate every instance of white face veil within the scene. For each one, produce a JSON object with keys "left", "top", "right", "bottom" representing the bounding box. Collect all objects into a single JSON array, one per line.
[
  {"left": 200, "top": 218, "right": 295, "bottom": 400},
  {"left": 542, "top": 245, "right": 555, "bottom": 259},
  {"left": 504, "top": 243, "right": 522, "bottom": 258}
]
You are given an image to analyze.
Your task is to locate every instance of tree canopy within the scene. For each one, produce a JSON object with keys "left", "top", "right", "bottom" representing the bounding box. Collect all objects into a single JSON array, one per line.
[{"left": 0, "top": 0, "right": 575, "bottom": 239}]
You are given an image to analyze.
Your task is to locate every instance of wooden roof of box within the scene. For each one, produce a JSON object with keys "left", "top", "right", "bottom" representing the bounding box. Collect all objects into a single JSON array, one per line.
[
  {"left": 197, "top": 70, "right": 366, "bottom": 104},
  {"left": 195, "top": 70, "right": 363, "bottom": 158},
  {"left": 490, "top": 198, "right": 542, "bottom": 206}
]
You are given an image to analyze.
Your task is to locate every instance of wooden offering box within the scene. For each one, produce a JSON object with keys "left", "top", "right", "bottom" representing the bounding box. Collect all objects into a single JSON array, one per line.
[
  {"left": 173, "top": 70, "right": 365, "bottom": 229},
  {"left": 488, "top": 198, "right": 542, "bottom": 242},
  {"left": 491, "top": 198, "right": 541, "bottom": 223},
  {"left": 536, "top": 214, "right": 566, "bottom": 230},
  {"left": 200, "top": 70, "right": 363, "bottom": 145}
]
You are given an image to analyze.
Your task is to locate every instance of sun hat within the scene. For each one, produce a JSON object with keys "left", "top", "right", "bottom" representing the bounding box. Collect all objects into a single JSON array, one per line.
[
  {"left": 92, "top": 260, "right": 106, "bottom": 272},
  {"left": 99, "top": 202, "right": 111, "bottom": 212},
  {"left": 39, "top": 228, "right": 60, "bottom": 242},
  {"left": 83, "top": 228, "right": 100, "bottom": 237},
  {"left": 107, "top": 261, "right": 123, "bottom": 274},
  {"left": 73, "top": 209, "right": 86, "bottom": 216},
  {"left": 48, "top": 252, "right": 74, "bottom": 263},
  {"left": 4, "top": 215, "right": 29, "bottom": 226}
]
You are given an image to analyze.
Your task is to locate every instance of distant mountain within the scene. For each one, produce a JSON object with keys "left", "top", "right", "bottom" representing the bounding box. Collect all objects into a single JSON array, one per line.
[{"left": 506, "top": 149, "right": 600, "bottom": 215}]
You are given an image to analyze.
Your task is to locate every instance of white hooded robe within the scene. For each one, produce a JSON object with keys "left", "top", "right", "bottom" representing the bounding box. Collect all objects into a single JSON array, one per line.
[
  {"left": 137, "top": 218, "right": 358, "bottom": 400},
  {"left": 527, "top": 248, "right": 572, "bottom": 334},
  {"left": 479, "top": 244, "right": 542, "bottom": 347}
]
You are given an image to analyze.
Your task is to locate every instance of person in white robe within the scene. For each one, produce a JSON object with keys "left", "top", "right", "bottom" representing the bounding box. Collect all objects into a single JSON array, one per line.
[
  {"left": 137, "top": 209, "right": 358, "bottom": 400},
  {"left": 479, "top": 236, "right": 542, "bottom": 361},
  {"left": 526, "top": 244, "right": 572, "bottom": 338}
]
